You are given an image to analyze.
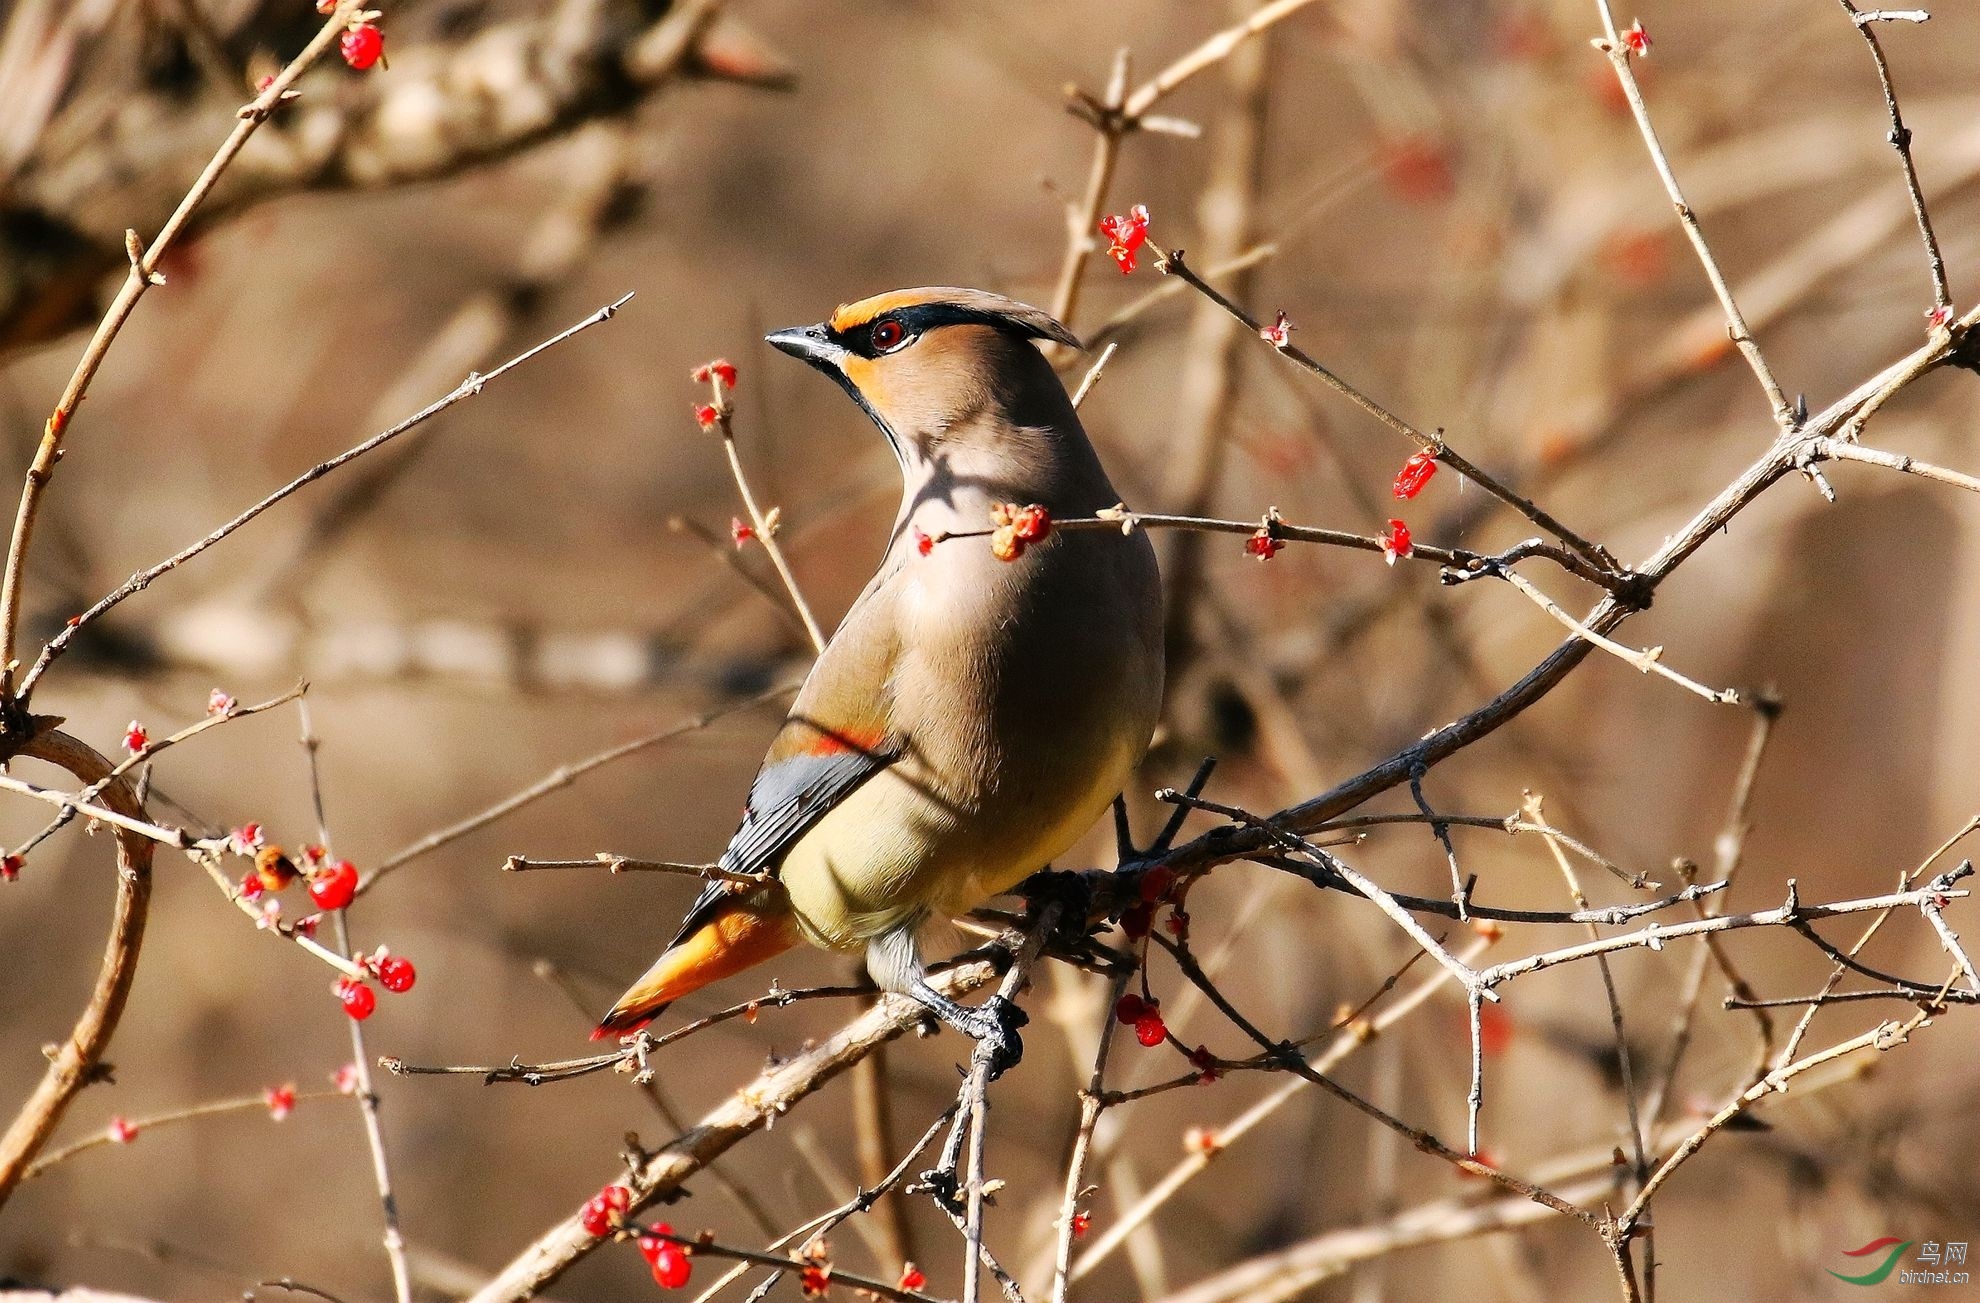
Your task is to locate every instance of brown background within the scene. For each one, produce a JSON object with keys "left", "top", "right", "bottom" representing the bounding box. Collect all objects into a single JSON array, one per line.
[{"left": 1, "top": 0, "right": 1976, "bottom": 1299}]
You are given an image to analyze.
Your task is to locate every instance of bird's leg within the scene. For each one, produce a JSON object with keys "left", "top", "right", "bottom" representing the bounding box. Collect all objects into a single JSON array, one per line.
[
  {"left": 867, "top": 923, "right": 1029, "bottom": 1078},
  {"left": 871, "top": 923, "right": 1029, "bottom": 1212}
]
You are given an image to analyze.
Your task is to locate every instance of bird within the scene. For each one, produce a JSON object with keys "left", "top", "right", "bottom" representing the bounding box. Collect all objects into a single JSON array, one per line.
[{"left": 594, "top": 287, "right": 1164, "bottom": 1073}]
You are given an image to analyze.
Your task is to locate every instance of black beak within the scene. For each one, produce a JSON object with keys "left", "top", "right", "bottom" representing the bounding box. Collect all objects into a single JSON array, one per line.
[{"left": 764, "top": 322, "right": 846, "bottom": 371}]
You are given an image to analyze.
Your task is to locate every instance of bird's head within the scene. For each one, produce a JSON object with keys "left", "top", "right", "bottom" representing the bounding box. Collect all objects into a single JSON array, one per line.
[{"left": 766, "top": 287, "right": 1081, "bottom": 465}]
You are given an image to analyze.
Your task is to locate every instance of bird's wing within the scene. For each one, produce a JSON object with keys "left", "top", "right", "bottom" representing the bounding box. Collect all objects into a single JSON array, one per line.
[{"left": 665, "top": 572, "right": 903, "bottom": 948}]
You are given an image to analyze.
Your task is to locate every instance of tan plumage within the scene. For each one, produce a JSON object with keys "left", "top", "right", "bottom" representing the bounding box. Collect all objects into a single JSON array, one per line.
[{"left": 597, "top": 288, "right": 1164, "bottom": 1067}]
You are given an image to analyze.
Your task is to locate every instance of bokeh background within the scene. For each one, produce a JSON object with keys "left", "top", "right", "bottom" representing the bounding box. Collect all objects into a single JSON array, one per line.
[{"left": 1, "top": 0, "right": 1976, "bottom": 1299}]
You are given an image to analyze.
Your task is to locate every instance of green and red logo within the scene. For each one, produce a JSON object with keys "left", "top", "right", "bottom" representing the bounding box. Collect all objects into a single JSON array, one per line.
[{"left": 1828, "top": 1237, "right": 1914, "bottom": 1286}]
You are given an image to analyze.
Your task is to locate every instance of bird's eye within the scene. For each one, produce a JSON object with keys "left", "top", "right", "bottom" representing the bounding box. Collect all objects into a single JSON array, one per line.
[{"left": 870, "top": 319, "right": 907, "bottom": 352}]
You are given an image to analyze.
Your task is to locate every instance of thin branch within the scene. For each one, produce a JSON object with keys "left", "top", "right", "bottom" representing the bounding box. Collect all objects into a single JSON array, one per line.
[
  {"left": 1149, "top": 244, "right": 1621, "bottom": 575},
  {"left": 0, "top": 0, "right": 365, "bottom": 683},
  {"left": 502, "top": 854, "right": 761, "bottom": 885},
  {"left": 1810, "top": 438, "right": 1980, "bottom": 494},
  {"left": 23, "top": 1089, "right": 345, "bottom": 1179},
  {"left": 1498, "top": 568, "right": 1739, "bottom": 705},
  {"left": 5, "top": 683, "right": 303, "bottom": 861},
  {"left": 1591, "top": 1, "right": 1795, "bottom": 429},
  {"left": 932, "top": 509, "right": 1616, "bottom": 590},
  {"left": 1614, "top": 1002, "right": 1942, "bottom": 1236},
  {"left": 1071, "top": 342, "right": 1119, "bottom": 409},
  {"left": 359, "top": 681, "right": 795, "bottom": 895},
  {"left": 1070, "top": 935, "right": 1496, "bottom": 1282},
  {"left": 298, "top": 701, "right": 412, "bottom": 1303},
  {"left": 1051, "top": 968, "right": 1131, "bottom": 1303},
  {"left": 1475, "top": 881, "right": 1967, "bottom": 988},
  {"left": 700, "top": 381, "right": 826, "bottom": 653},
  {"left": 1048, "top": 48, "right": 1131, "bottom": 332},
  {"left": 1834, "top": 0, "right": 1950, "bottom": 311},
  {"left": 20, "top": 294, "right": 637, "bottom": 697},
  {"left": 380, "top": 983, "right": 874, "bottom": 1084},
  {"left": 463, "top": 953, "right": 1006, "bottom": 1301},
  {"left": 1159, "top": 791, "right": 1492, "bottom": 1001},
  {"left": 621, "top": 1229, "right": 945, "bottom": 1303}
]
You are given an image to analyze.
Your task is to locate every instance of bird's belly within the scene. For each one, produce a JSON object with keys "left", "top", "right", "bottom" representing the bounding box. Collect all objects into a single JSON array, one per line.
[{"left": 777, "top": 723, "right": 1141, "bottom": 951}]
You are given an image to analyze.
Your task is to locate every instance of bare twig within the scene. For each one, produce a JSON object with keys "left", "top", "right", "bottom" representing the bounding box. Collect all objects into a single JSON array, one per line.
[
  {"left": 1591, "top": 1, "right": 1795, "bottom": 429},
  {"left": 700, "top": 380, "right": 827, "bottom": 653},
  {"left": 360, "top": 680, "right": 795, "bottom": 895},
  {"left": 23, "top": 1089, "right": 345, "bottom": 1179},
  {"left": 502, "top": 854, "right": 760, "bottom": 884},
  {"left": 0, "top": 1, "right": 364, "bottom": 684},
  {"left": 1834, "top": 0, "right": 1950, "bottom": 312},
  {"left": 1498, "top": 568, "right": 1739, "bottom": 704},
  {"left": 20, "top": 294, "right": 638, "bottom": 697},
  {"left": 1150, "top": 244, "right": 1621, "bottom": 576}
]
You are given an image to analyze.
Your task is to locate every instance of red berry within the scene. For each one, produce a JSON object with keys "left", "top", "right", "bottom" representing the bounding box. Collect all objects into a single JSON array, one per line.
[
  {"left": 730, "top": 517, "right": 756, "bottom": 547},
  {"left": 377, "top": 954, "right": 417, "bottom": 993},
  {"left": 1138, "top": 866, "right": 1175, "bottom": 902},
  {"left": 1392, "top": 451, "right": 1437, "bottom": 500},
  {"left": 1380, "top": 518, "right": 1413, "bottom": 565},
  {"left": 693, "top": 403, "right": 719, "bottom": 430},
  {"left": 1113, "top": 993, "right": 1149, "bottom": 1025},
  {"left": 123, "top": 720, "right": 148, "bottom": 753},
  {"left": 340, "top": 23, "right": 383, "bottom": 70},
  {"left": 1133, "top": 1010, "right": 1167, "bottom": 1047},
  {"left": 1069, "top": 1211, "right": 1092, "bottom": 1238},
  {"left": 898, "top": 1264, "right": 926, "bottom": 1291},
  {"left": 691, "top": 359, "right": 739, "bottom": 389},
  {"left": 638, "top": 1223, "right": 675, "bottom": 1265},
  {"left": 913, "top": 529, "right": 935, "bottom": 557},
  {"left": 1010, "top": 503, "right": 1051, "bottom": 543},
  {"left": 579, "top": 1184, "right": 630, "bottom": 1237},
  {"left": 107, "top": 1116, "right": 139, "bottom": 1144},
  {"left": 652, "top": 1245, "right": 692, "bottom": 1289},
  {"left": 1120, "top": 901, "right": 1154, "bottom": 939},
  {"left": 1, "top": 854, "right": 20, "bottom": 882},
  {"left": 1380, "top": 134, "right": 1454, "bottom": 205},
  {"left": 336, "top": 976, "right": 376, "bottom": 1020},
  {"left": 1245, "top": 529, "right": 1282, "bottom": 561},
  {"left": 238, "top": 871, "right": 265, "bottom": 902},
  {"left": 308, "top": 860, "right": 359, "bottom": 910},
  {"left": 264, "top": 1084, "right": 296, "bottom": 1120},
  {"left": 1098, "top": 204, "right": 1151, "bottom": 274}
]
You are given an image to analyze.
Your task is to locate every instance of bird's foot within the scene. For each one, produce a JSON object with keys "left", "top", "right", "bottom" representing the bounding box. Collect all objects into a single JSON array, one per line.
[
  {"left": 910, "top": 1163, "right": 964, "bottom": 1214},
  {"left": 1017, "top": 868, "right": 1099, "bottom": 947},
  {"left": 958, "top": 994, "right": 1029, "bottom": 1081}
]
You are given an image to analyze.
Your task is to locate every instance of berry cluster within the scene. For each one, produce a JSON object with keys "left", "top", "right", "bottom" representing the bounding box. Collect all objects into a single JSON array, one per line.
[{"left": 989, "top": 503, "right": 1052, "bottom": 562}]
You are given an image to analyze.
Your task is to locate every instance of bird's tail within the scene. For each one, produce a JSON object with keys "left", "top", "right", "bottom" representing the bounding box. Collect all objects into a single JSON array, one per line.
[{"left": 592, "top": 899, "right": 800, "bottom": 1040}]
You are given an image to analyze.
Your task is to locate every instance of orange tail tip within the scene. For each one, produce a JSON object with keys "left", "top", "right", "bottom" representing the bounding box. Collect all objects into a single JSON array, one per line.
[{"left": 593, "top": 904, "right": 798, "bottom": 1040}]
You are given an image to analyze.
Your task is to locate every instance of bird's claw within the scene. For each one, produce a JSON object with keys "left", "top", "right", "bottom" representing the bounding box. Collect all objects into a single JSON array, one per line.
[
  {"left": 912, "top": 1165, "right": 964, "bottom": 1213},
  {"left": 965, "top": 994, "right": 1029, "bottom": 1081}
]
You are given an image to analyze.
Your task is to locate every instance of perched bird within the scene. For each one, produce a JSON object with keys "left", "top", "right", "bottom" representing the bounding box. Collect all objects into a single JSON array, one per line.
[{"left": 595, "top": 287, "right": 1164, "bottom": 1070}]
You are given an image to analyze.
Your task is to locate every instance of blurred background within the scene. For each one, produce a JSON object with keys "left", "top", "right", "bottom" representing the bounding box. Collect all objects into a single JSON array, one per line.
[{"left": 1, "top": 0, "right": 1976, "bottom": 1299}]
